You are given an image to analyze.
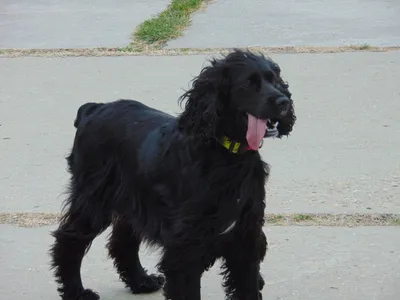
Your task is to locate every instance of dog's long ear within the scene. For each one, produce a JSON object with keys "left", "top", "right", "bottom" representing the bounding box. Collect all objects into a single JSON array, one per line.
[
  {"left": 178, "top": 60, "right": 229, "bottom": 139},
  {"left": 274, "top": 72, "right": 296, "bottom": 137},
  {"left": 277, "top": 100, "right": 296, "bottom": 137}
]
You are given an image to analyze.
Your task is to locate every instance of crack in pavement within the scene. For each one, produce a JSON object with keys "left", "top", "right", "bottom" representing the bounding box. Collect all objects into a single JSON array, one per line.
[
  {"left": 1, "top": 46, "right": 400, "bottom": 58},
  {"left": 1, "top": 212, "right": 399, "bottom": 228}
]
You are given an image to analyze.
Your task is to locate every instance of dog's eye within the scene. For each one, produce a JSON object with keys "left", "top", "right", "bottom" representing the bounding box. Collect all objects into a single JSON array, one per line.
[
  {"left": 243, "top": 73, "right": 261, "bottom": 90},
  {"left": 241, "top": 79, "right": 252, "bottom": 89},
  {"left": 264, "top": 71, "right": 275, "bottom": 83}
]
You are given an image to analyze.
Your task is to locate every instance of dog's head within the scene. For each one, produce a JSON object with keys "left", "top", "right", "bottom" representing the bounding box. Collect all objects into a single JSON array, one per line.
[{"left": 178, "top": 49, "right": 296, "bottom": 150}]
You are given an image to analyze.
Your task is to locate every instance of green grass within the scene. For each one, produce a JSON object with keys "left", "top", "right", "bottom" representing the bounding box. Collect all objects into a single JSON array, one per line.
[
  {"left": 293, "top": 214, "right": 315, "bottom": 222},
  {"left": 350, "top": 43, "right": 371, "bottom": 50},
  {"left": 133, "top": 0, "right": 205, "bottom": 47},
  {"left": 267, "top": 214, "right": 285, "bottom": 224},
  {"left": 266, "top": 214, "right": 315, "bottom": 225},
  {"left": 389, "top": 216, "right": 400, "bottom": 226},
  {"left": 359, "top": 43, "right": 371, "bottom": 50}
]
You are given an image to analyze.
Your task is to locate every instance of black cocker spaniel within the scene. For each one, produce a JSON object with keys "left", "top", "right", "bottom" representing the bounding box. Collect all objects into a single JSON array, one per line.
[{"left": 50, "top": 49, "right": 296, "bottom": 300}]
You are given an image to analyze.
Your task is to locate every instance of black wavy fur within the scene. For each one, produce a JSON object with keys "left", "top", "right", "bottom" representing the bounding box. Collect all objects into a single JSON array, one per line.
[{"left": 49, "top": 49, "right": 296, "bottom": 300}]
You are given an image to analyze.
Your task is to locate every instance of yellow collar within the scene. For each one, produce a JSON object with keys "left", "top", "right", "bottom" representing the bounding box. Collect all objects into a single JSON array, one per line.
[{"left": 217, "top": 136, "right": 250, "bottom": 154}]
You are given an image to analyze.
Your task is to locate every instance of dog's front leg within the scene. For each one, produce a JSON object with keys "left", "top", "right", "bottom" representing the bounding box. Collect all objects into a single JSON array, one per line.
[
  {"left": 221, "top": 226, "right": 263, "bottom": 300},
  {"left": 158, "top": 246, "right": 203, "bottom": 300}
]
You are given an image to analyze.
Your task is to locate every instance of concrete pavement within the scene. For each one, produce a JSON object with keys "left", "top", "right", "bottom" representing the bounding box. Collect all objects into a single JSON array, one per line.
[
  {"left": 0, "top": 0, "right": 169, "bottom": 49},
  {"left": 1, "top": 224, "right": 399, "bottom": 300},
  {"left": 1, "top": 2, "right": 400, "bottom": 300},
  {"left": 1, "top": 52, "right": 400, "bottom": 213},
  {"left": 167, "top": 0, "right": 400, "bottom": 48},
  {"left": 2, "top": 0, "right": 400, "bottom": 50}
]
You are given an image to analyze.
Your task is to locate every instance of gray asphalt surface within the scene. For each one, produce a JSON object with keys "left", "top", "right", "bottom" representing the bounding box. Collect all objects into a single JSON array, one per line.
[
  {"left": 1, "top": 225, "right": 399, "bottom": 299},
  {"left": 1, "top": 52, "right": 399, "bottom": 213},
  {"left": 167, "top": 0, "right": 400, "bottom": 48},
  {"left": 0, "top": 0, "right": 169, "bottom": 49}
]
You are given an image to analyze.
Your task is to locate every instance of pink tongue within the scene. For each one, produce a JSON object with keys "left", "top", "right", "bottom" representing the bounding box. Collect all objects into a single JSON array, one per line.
[{"left": 246, "top": 114, "right": 267, "bottom": 150}]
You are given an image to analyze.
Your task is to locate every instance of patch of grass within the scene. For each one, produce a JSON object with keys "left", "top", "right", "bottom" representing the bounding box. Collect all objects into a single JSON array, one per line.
[
  {"left": 351, "top": 43, "right": 371, "bottom": 50},
  {"left": 267, "top": 214, "right": 285, "bottom": 224},
  {"left": 359, "top": 43, "right": 371, "bottom": 50},
  {"left": 293, "top": 214, "right": 315, "bottom": 222},
  {"left": 133, "top": 0, "right": 205, "bottom": 48},
  {"left": 389, "top": 216, "right": 400, "bottom": 226}
]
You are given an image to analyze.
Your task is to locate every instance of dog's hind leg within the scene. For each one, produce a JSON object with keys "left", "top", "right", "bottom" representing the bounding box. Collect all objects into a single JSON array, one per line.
[
  {"left": 50, "top": 196, "right": 111, "bottom": 300},
  {"left": 107, "top": 218, "right": 165, "bottom": 294}
]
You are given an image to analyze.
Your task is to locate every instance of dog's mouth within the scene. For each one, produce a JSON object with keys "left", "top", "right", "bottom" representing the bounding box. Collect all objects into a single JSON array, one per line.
[
  {"left": 265, "top": 119, "right": 279, "bottom": 138},
  {"left": 246, "top": 114, "right": 281, "bottom": 150}
]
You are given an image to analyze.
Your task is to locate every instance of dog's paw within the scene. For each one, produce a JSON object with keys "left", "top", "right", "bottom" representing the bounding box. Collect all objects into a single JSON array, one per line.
[
  {"left": 78, "top": 289, "right": 100, "bottom": 300},
  {"left": 128, "top": 273, "right": 165, "bottom": 294}
]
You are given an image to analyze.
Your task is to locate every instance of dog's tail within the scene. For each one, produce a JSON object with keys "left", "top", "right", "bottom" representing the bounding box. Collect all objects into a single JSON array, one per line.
[{"left": 73, "top": 102, "right": 103, "bottom": 128}]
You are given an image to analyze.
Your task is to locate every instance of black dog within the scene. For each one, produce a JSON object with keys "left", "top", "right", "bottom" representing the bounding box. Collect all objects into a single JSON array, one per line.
[{"left": 50, "top": 49, "right": 296, "bottom": 300}]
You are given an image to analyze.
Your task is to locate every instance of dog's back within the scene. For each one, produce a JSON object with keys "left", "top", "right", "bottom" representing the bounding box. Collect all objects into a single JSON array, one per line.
[{"left": 73, "top": 102, "right": 104, "bottom": 128}]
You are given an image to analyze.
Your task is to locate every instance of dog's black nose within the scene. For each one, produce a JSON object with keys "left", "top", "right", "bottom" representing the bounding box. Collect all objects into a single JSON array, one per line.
[{"left": 276, "top": 97, "right": 290, "bottom": 113}]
